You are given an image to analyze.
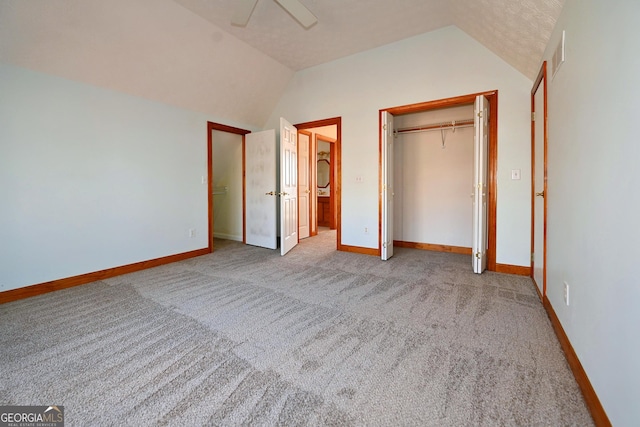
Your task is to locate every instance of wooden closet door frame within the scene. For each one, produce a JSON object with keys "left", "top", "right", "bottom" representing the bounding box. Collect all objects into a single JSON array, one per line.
[
  {"left": 531, "top": 61, "right": 548, "bottom": 298},
  {"left": 207, "top": 121, "right": 251, "bottom": 252},
  {"left": 379, "top": 90, "right": 498, "bottom": 271}
]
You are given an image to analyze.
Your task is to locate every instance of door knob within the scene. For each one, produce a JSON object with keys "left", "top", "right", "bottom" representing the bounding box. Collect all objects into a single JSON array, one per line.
[
  {"left": 305, "top": 189, "right": 311, "bottom": 194},
  {"left": 536, "top": 191, "right": 545, "bottom": 198},
  {"left": 265, "top": 191, "right": 275, "bottom": 196}
]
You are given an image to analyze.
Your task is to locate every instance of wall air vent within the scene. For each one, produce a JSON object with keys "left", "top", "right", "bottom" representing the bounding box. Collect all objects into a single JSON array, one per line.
[{"left": 552, "top": 30, "right": 565, "bottom": 78}]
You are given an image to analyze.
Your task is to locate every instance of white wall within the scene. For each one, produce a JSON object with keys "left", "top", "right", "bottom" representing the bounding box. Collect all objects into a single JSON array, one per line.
[
  {"left": 304, "top": 126, "right": 337, "bottom": 140},
  {"left": 266, "top": 26, "right": 533, "bottom": 266},
  {"left": 0, "top": 0, "right": 293, "bottom": 128},
  {"left": 542, "top": 1, "right": 640, "bottom": 424},
  {"left": 0, "top": 63, "right": 253, "bottom": 292},
  {"left": 394, "top": 105, "right": 474, "bottom": 247},
  {"left": 212, "top": 131, "right": 243, "bottom": 241}
]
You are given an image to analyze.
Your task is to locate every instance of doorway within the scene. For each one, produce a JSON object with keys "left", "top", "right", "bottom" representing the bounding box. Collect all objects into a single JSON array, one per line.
[
  {"left": 207, "top": 122, "right": 250, "bottom": 252},
  {"left": 531, "top": 62, "right": 548, "bottom": 299},
  {"left": 379, "top": 91, "right": 498, "bottom": 271},
  {"left": 295, "top": 117, "right": 343, "bottom": 251},
  {"left": 315, "top": 134, "right": 336, "bottom": 230},
  {"left": 207, "top": 118, "right": 342, "bottom": 254}
]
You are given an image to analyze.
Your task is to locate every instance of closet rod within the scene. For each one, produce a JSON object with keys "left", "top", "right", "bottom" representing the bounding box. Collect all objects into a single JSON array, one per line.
[
  {"left": 395, "top": 118, "right": 474, "bottom": 134},
  {"left": 396, "top": 124, "right": 474, "bottom": 135}
]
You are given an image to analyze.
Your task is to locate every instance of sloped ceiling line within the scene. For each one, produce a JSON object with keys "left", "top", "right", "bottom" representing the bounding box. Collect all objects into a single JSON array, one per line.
[
  {"left": 173, "top": 0, "right": 565, "bottom": 80},
  {"left": 0, "top": 0, "right": 565, "bottom": 127}
]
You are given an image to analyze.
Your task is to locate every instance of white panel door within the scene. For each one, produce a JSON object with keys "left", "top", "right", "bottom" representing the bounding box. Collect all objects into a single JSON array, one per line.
[
  {"left": 245, "top": 129, "right": 277, "bottom": 249},
  {"left": 472, "top": 96, "right": 489, "bottom": 273},
  {"left": 381, "top": 111, "right": 394, "bottom": 260},
  {"left": 533, "top": 78, "right": 546, "bottom": 295},
  {"left": 280, "top": 118, "right": 298, "bottom": 256},
  {"left": 298, "top": 131, "right": 311, "bottom": 239}
]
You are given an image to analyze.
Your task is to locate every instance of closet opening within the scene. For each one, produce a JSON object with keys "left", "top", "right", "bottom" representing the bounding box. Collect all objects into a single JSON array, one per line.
[
  {"left": 379, "top": 91, "right": 497, "bottom": 272},
  {"left": 207, "top": 122, "right": 250, "bottom": 252}
]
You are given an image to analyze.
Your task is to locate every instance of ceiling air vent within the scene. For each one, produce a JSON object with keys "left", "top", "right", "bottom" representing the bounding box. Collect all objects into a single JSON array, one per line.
[{"left": 552, "top": 30, "right": 565, "bottom": 78}]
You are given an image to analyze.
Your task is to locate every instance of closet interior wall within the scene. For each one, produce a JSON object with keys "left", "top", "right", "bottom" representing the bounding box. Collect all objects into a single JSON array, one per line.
[
  {"left": 393, "top": 104, "right": 475, "bottom": 249},
  {"left": 211, "top": 130, "right": 243, "bottom": 242}
]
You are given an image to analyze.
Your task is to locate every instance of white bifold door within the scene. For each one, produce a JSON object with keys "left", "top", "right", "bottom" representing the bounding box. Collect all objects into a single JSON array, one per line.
[
  {"left": 472, "top": 95, "right": 489, "bottom": 274},
  {"left": 381, "top": 111, "right": 394, "bottom": 261}
]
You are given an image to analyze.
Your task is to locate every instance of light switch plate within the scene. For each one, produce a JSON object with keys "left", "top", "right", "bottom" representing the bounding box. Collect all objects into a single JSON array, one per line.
[{"left": 511, "top": 169, "right": 521, "bottom": 180}]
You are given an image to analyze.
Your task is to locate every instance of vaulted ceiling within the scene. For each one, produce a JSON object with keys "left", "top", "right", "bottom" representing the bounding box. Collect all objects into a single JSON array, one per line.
[
  {"left": 0, "top": 0, "right": 564, "bottom": 127},
  {"left": 173, "top": 0, "right": 565, "bottom": 80}
]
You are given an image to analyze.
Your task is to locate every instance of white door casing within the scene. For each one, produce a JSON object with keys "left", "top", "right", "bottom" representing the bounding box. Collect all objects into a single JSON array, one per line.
[
  {"left": 382, "top": 111, "right": 394, "bottom": 260},
  {"left": 280, "top": 118, "right": 298, "bottom": 256},
  {"left": 472, "top": 96, "right": 489, "bottom": 273},
  {"left": 298, "top": 131, "right": 311, "bottom": 239},
  {"left": 245, "top": 129, "right": 277, "bottom": 249},
  {"left": 533, "top": 71, "right": 546, "bottom": 295}
]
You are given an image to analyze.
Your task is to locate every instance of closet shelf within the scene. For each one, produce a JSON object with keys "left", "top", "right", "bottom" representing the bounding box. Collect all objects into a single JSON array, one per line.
[
  {"left": 212, "top": 186, "right": 228, "bottom": 195},
  {"left": 395, "top": 118, "right": 474, "bottom": 134}
]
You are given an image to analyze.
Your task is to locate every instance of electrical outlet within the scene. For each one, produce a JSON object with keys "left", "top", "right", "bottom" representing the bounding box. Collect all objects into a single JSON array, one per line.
[
  {"left": 364, "top": 227, "right": 368, "bottom": 234},
  {"left": 564, "top": 281, "right": 570, "bottom": 306},
  {"left": 189, "top": 228, "right": 196, "bottom": 238}
]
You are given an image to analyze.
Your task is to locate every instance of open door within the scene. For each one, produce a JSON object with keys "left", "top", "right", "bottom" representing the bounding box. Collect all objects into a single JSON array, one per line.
[
  {"left": 245, "top": 129, "right": 277, "bottom": 249},
  {"left": 532, "top": 62, "right": 548, "bottom": 297},
  {"left": 472, "top": 95, "right": 489, "bottom": 273},
  {"left": 280, "top": 118, "right": 298, "bottom": 256},
  {"left": 381, "top": 111, "right": 394, "bottom": 260}
]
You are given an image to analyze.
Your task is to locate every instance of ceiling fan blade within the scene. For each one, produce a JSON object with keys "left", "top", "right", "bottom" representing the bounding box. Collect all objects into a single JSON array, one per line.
[
  {"left": 231, "top": 0, "right": 259, "bottom": 27},
  {"left": 274, "top": 0, "right": 317, "bottom": 28}
]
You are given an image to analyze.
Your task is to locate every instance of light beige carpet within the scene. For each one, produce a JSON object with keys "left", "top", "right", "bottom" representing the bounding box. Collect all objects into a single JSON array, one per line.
[{"left": 0, "top": 230, "right": 593, "bottom": 426}]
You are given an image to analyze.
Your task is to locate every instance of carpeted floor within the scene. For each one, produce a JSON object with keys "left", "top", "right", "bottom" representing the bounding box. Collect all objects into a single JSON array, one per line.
[{"left": 0, "top": 230, "right": 593, "bottom": 426}]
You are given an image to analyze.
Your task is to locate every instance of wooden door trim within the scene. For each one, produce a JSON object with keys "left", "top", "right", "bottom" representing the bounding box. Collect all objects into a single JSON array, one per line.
[
  {"left": 207, "top": 122, "right": 250, "bottom": 252},
  {"left": 531, "top": 62, "right": 548, "bottom": 297},
  {"left": 379, "top": 90, "right": 498, "bottom": 271},
  {"left": 316, "top": 134, "right": 337, "bottom": 230},
  {"left": 295, "top": 117, "right": 342, "bottom": 250},
  {"left": 298, "top": 130, "right": 313, "bottom": 240}
]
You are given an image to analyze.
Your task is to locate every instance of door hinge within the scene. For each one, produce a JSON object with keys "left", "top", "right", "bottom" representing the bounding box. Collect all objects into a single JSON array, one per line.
[
  {"left": 531, "top": 253, "right": 535, "bottom": 262},
  {"left": 475, "top": 252, "right": 481, "bottom": 259},
  {"left": 477, "top": 111, "right": 483, "bottom": 118},
  {"left": 532, "top": 112, "right": 536, "bottom": 121},
  {"left": 383, "top": 124, "right": 387, "bottom": 130}
]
